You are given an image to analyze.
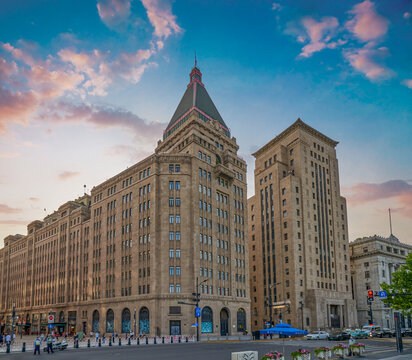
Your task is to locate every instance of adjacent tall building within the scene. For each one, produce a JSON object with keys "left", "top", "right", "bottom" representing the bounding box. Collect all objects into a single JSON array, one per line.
[
  {"left": 350, "top": 234, "right": 412, "bottom": 329},
  {"left": 248, "top": 119, "right": 356, "bottom": 332},
  {"left": 0, "top": 65, "right": 250, "bottom": 337}
]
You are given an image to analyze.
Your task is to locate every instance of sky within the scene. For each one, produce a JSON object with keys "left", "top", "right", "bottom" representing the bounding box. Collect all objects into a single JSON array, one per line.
[{"left": 0, "top": 0, "right": 411, "bottom": 247}]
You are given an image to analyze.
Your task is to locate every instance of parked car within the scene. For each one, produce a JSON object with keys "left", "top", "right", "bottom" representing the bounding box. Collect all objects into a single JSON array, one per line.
[
  {"left": 401, "top": 329, "right": 412, "bottom": 337},
  {"left": 371, "top": 328, "right": 393, "bottom": 338},
  {"left": 306, "top": 331, "right": 329, "bottom": 340},
  {"left": 350, "top": 329, "right": 369, "bottom": 339},
  {"left": 43, "top": 340, "right": 68, "bottom": 352},
  {"left": 328, "top": 331, "right": 351, "bottom": 341}
]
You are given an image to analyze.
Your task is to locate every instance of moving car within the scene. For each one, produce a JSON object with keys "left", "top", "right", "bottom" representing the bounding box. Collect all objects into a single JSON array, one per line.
[
  {"left": 371, "top": 328, "right": 393, "bottom": 338},
  {"left": 328, "top": 331, "right": 351, "bottom": 341},
  {"left": 350, "top": 329, "right": 369, "bottom": 339},
  {"left": 306, "top": 331, "right": 329, "bottom": 340}
]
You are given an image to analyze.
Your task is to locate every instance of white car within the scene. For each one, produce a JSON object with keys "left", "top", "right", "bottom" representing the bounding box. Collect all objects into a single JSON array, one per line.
[{"left": 306, "top": 331, "right": 329, "bottom": 340}]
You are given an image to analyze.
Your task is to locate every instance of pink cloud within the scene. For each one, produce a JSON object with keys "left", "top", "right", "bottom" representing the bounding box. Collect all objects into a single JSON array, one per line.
[
  {"left": 402, "top": 79, "right": 412, "bottom": 89},
  {"left": 29, "top": 197, "right": 40, "bottom": 202},
  {"left": 97, "top": 0, "right": 132, "bottom": 29},
  {"left": 343, "top": 180, "right": 412, "bottom": 219},
  {"left": 346, "top": 0, "right": 389, "bottom": 42},
  {"left": 141, "top": 0, "right": 182, "bottom": 39},
  {"left": 58, "top": 171, "right": 80, "bottom": 181},
  {"left": 0, "top": 204, "right": 21, "bottom": 214},
  {"left": 344, "top": 45, "right": 394, "bottom": 80},
  {"left": 298, "top": 16, "right": 340, "bottom": 58},
  {"left": 37, "top": 101, "right": 165, "bottom": 140}
]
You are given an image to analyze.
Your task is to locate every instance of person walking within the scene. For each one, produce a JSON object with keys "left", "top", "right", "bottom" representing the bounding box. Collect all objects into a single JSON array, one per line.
[
  {"left": 33, "top": 337, "right": 41, "bottom": 355},
  {"left": 5, "top": 333, "right": 11, "bottom": 345},
  {"left": 95, "top": 331, "right": 99, "bottom": 343},
  {"left": 46, "top": 335, "right": 54, "bottom": 354}
]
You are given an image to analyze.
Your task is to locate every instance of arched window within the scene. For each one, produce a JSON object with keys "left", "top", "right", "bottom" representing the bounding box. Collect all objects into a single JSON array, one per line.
[
  {"left": 237, "top": 308, "right": 246, "bottom": 332},
  {"left": 139, "top": 307, "right": 149, "bottom": 335},
  {"left": 106, "top": 309, "right": 114, "bottom": 333},
  {"left": 201, "top": 307, "right": 213, "bottom": 333},
  {"left": 121, "top": 308, "right": 131, "bottom": 333},
  {"left": 59, "top": 311, "right": 65, "bottom": 323},
  {"left": 92, "top": 310, "right": 99, "bottom": 332}
]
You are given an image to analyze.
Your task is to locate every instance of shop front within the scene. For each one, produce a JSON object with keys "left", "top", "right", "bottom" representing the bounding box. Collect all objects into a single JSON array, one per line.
[{"left": 68, "top": 311, "right": 77, "bottom": 335}]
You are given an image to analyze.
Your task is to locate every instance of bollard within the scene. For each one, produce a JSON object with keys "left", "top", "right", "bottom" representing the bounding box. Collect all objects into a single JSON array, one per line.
[
  {"left": 145, "top": 337, "right": 148, "bottom": 345},
  {"left": 171, "top": 336, "right": 173, "bottom": 344},
  {"left": 154, "top": 337, "right": 157, "bottom": 344},
  {"left": 6, "top": 343, "right": 10, "bottom": 353},
  {"left": 128, "top": 337, "right": 131, "bottom": 345},
  {"left": 109, "top": 338, "right": 112, "bottom": 346},
  {"left": 22, "top": 342, "right": 26, "bottom": 352},
  {"left": 162, "top": 337, "right": 165, "bottom": 344},
  {"left": 178, "top": 336, "right": 181, "bottom": 343},
  {"left": 76, "top": 339, "right": 79, "bottom": 348},
  {"left": 99, "top": 338, "right": 101, "bottom": 347},
  {"left": 137, "top": 337, "right": 140, "bottom": 345},
  {"left": 186, "top": 337, "right": 188, "bottom": 343},
  {"left": 119, "top": 338, "right": 121, "bottom": 346},
  {"left": 88, "top": 339, "right": 90, "bottom": 348}
]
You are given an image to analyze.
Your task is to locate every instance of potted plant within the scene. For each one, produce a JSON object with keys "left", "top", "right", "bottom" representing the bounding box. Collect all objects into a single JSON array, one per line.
[
  {"left": 291, "top": 348, "right": 311, "bottom": 360},
  {"left": 350, "top": 342, "right": 365, "bottom": 356},
  {"left": 261, "top": 351, "right": 285, "bottom": 360},
  {"left": 314, "top": 346, "right": 331, "bottom": 359},
  {"left": 331, "top": 344, "right": 348, "bottom": 358}
]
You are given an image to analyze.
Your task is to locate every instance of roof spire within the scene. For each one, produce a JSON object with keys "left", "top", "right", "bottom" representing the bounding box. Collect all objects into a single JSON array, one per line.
[{"left": 195, "top": 50, "right": 197, "bottom": 67}]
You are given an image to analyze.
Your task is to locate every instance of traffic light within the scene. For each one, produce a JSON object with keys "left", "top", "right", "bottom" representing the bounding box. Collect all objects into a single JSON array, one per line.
[{"left": 367, "top": 290, "right": 374, "bottom": 301}]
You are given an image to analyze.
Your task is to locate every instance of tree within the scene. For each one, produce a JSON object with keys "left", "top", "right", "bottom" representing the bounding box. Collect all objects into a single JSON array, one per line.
[{"left": 380, "top": 252, "right": 412, "bottom": 315}]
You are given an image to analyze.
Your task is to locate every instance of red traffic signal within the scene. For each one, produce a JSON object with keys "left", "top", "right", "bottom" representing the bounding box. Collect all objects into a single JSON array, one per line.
[{"left": 367, "top": 290, "right": 374, "bottom": 301}]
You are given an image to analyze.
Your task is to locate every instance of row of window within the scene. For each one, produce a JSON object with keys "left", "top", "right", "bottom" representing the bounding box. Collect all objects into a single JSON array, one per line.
[
  {"left": 138, "top": 234, "right": 151, "bottom": 244},
  {"left": 199, "top": 167, "right": 211, "bottom": 181},
  {"left": 200, "top": 200, "right": 212, "bottom": 212},
  {"left": 169, "top": 266, "right": 181, "bottom": 275},
  {"left": 199, "top": 216, "right": 212, "bottom": 228},
  {"left": 169, "top": 232, "right": 181, "bottom": 241},
  {"left": 169, "top": 249, "right": 181, "bottom": 258},
  {"left": 139, "top": 201, "right": 151, "bottom": 212},
  {"left": 121, "top": 209, "right": 132, "bottom": 219},
  {"left": 200, "top": 251, "right": 212, "bottom": 261},
  {"left": 122, "top": 192, "right": 133, "bottom": 203},
  {"left": 169, "top": 198, "right": 181, "bottom": 207},
  {"left": 169, "top": 164, "right": 181, "bottom": 173},
  {"left": 199, "top": 184, "right": 212, "bottom": 196},
  {"left": 139, "top": 167, "right": 151, "bottom": 180},
  {"left": 199, "top": 267, "right": 213, "bottom": 277},
  {"left": 169, "top": 215, "right": 181, "bottom": 224},
  {"left": 138, "top": 184, "right": 151, "bottom": 196},
  {"left": 122, "top": 176, "right": 133, "bottom": 188},
  {"left": 217, "top": 177, "right": 229, "bottom": 188},
  {"left": 198, "top": 151, "right": 211, "bottom": 164},
  {"left": 199, "top": 234, "right": 211, "bottom": 244},
  {"left": 169, "top": 181, "right": 181, "bottom": 190},
  {"left": 216, "top": 192, "right": 228, "bottom": 204}
]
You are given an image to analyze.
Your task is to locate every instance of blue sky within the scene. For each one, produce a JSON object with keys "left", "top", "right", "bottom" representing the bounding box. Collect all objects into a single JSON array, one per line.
[{"left": 0, "top": 0, "right": 411, "bottom": 245}]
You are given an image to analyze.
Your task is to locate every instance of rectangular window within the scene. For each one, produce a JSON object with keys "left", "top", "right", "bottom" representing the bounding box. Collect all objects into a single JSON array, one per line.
[
  {"left": 176, "top": 249, "right": 181, "bottom": 258},
  {"left": 175, "top": 232, "right": 181, "bottom": 240},
  {"left": 175, "top": 181, "right": 180, "bottom": 190},
  {"left": 169, "top": 198, "right": 174, "bottom": 207},
  {"left": 169, "top": 215, "right": 174, "bottom": 224},
  {"left": 175, "top": 215, "right": 181, "bottom": 224},
  {"left": 169, "top": 164, "right": 174, "bottom": 172},
  {"left": 169, "top": 284, "right": 174, "bottom": 293},
  {"left": 169, "top": 181, "right": 174, "bottom": 190},
  {"left": 169, "top": 266, "right": 174, "bottom": 275},
  {"left": 169, "top": 249, "right": 174, "bottom": 258},
  {"left": 176, "top": 284, "right": 181, "bottom": 293},
  {"left": 176, "top": 266, "right": 181, "bottom": 275},
  {"left": 175, "top": 164, "right": 180, "bottom": 173},
  {"left": 175, "top": 198, "right": 180, "bottom": 207},
  {"left": 169, "top": 232, "right": 174, "bottom": 241}
]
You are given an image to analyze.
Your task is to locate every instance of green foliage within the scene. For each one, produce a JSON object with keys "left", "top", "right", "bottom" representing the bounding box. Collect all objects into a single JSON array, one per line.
[{"left": 380, "top": 252, "right": 412, "bottom": 315}]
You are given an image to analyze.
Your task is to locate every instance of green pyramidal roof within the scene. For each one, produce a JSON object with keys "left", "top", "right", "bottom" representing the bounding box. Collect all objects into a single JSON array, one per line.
[{"left": 163, "top": 66, "right": 230, "bottom": 139}]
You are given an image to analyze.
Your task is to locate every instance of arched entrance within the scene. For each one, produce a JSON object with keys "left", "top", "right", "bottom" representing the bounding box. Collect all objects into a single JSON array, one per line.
[
  {"left": 106, "top": 309, "right": 114, "bottom": 333},
  {"left": 220, "top": 308, "right": 229, "bottom": 336},
  {"left": 139, "top": 307, "right": 149, "bottom": 335},
  {"left": 92, "top": 310, "right": 99, "bottom": 332},
  {"left": 237, "top": 308, "right": 246, "bottom": 332},
  {"left": 201, "top": 307, "right": 213, "bottom": 333},
  {"left": 121, "top": 308, "right": 131, "bottom": 333}
]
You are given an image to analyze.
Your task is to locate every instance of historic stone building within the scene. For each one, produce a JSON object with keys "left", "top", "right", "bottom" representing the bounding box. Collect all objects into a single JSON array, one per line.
[
  {"left": 350, "top": 234, "right": 412, "bottom": 329},
  {"left": 0, "top": 65, "right": 250, "bottom": 337},
  {"left": 248, "top": 119, "right": 357, "bottom": 333}
]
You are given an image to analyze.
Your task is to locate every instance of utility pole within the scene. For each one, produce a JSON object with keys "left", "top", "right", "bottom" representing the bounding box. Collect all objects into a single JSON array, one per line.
[{"left": 178, "top": 277, "right": 207, "bottom": 342}]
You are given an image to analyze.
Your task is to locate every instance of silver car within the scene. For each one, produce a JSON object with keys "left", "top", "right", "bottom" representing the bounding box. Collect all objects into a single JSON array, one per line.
[{"left": 306, "top": 331, "right": 329, "bottom": 340}]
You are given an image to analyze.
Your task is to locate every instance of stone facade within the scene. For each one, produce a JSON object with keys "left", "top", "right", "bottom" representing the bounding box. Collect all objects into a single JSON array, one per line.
[
  {"left": 248, "top": 119, "right": 357, "bottom": 333},
  {"left": 0, "top": 65, "right": 250, "bottom": 337},
  {"left": 350, "top": 234, "right": 412, "bottom": 329}
]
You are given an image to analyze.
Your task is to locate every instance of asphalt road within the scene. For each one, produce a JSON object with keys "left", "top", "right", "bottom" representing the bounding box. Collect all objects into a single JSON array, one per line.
[{"left": 4, "top": 338, "right": 412, "bottom": 360}]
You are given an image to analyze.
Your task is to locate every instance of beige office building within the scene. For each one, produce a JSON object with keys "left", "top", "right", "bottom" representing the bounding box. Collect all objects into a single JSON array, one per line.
[
  {"left": 0, "top": 65, "right": 250, "bottom": 337},
  {"left": 350, "top": 234, "right": 412, "bottom": 329},
  {"left": 248, "top": 119, "right": 357, "bottom": 333}
]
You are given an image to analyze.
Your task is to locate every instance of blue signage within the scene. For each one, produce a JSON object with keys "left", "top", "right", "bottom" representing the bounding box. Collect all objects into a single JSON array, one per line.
[
  {"left": 48, "top": 324, "right": 54, "bottom": 329},
  {"left": 195, "top": 307, "right": 201, "bottom": 317},
  {"left": 379, "top": 291, "right": 388, "bottom": 299}
]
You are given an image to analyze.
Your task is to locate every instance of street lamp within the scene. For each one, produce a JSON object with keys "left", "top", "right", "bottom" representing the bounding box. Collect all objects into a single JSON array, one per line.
[{"left": 299, "top": 301, "right": 304, "bottom": 330}]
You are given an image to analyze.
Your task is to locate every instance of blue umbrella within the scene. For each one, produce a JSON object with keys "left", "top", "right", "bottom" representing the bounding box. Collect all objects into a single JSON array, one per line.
[{"left": 259, "top": 324, "right": 308, "bottom": 354}]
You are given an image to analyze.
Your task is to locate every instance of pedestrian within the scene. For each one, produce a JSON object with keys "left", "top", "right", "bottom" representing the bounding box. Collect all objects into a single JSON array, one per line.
[
  {"left": 95, "top": 331, "right": 99, "bottom": 343},
  {"left": 348, "top": 335, "right": 355, "bottom": 356},
  {"left": 90, "top": 331, "right": 93, "bottom": 339},
  {"left": 5, "top": 333, "right": 11, "bottom": 345},
  {"left": 40, "top": 333, "right": 44, "bottom": 342},
  {"left": 46, "top": 335, "right": 54, "bottom": 354},
  {"left": 0, "top": 333, "right": 3, "bottom": 346},
  {"left": 33, "top": 337, "right": 41, "bottom": 355}
]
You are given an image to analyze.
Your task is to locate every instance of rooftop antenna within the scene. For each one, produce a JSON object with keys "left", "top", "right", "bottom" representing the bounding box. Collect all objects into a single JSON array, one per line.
[
  {"left": 195, "top": 50, "right": 197, "bottom": 67},
  {"left": 84, "top": 184, "right": 86, "bottom": 195},
  {"left": 389, "top": 208, "right": 393, "bottom": 236}
]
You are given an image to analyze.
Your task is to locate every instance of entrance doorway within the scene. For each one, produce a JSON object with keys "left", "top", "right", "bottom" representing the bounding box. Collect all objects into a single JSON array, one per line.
[
  {"left": 170, "top": 320, "right": 181, "bottom": 335},
  {"left": 220, "top": 308, "right": 229, "bottom": 336}
]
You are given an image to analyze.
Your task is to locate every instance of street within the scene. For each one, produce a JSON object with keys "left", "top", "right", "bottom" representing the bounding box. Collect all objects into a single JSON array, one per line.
[{"left": 2, "top": 338, "right": 412, "bottom": 360}]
